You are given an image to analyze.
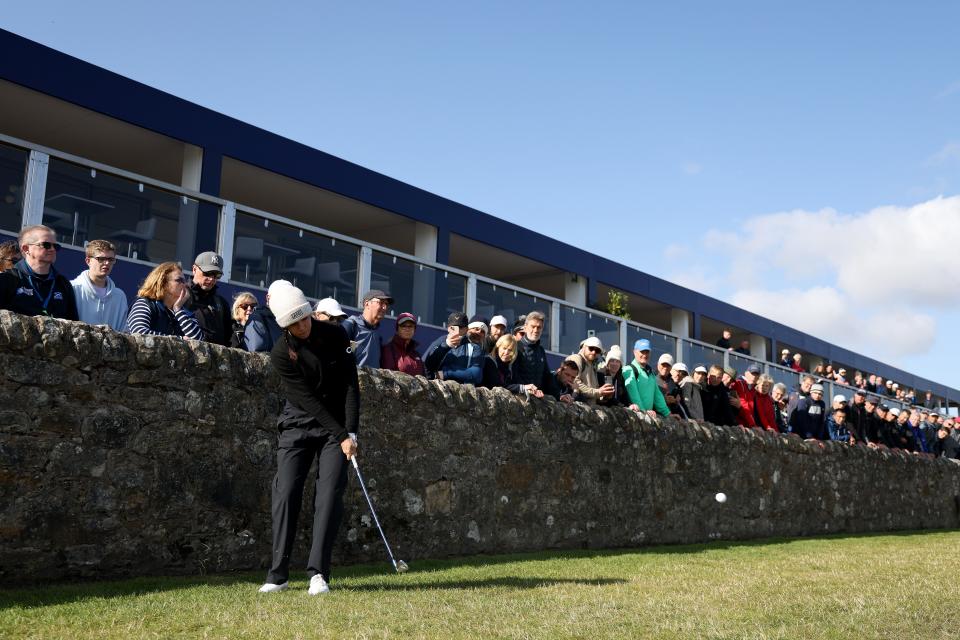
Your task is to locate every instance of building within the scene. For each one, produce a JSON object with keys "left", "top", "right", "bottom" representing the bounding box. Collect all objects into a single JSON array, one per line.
[{"left": 0, "top": 28, "right": 955, "bottom": 411}]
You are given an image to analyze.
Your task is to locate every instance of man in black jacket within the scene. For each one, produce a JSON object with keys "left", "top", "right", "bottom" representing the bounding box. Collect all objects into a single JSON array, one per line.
[
  {"left": 259, "top": 285, "right": 359, "bottom": 596},
  {"left": 0, "top": 225, "right": 78, "bottom": 320},
  {"left": 701, "top": 365, "right": 737, "bottom": 426},
  {"left": 184, "top": 251, "right": 232, "bottom": 346},
  {"left": 513, "top": 310, "right": 561, "bottom": 399}
]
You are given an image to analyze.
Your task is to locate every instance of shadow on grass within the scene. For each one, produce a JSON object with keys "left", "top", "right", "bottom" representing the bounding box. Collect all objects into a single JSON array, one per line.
[{"left": 2, "top": 528, "right": 955, "bottom": 610}]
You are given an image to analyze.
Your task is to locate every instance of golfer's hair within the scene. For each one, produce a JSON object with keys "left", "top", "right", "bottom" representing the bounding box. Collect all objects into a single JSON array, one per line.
[
  {"left": 525, "top": 310, "right": 545, "bottom": 324},
  {"left": 137, "top": 262, "right": 183, "bottom": 300},
  {"left": 495, "top": 334, "right": 517, "bottom": 361},
  {"left": 85, "top": 239, "right": 116, "bottom": 258},
  {"left": 18, "top": 225, "right": 55, "bottom": 247}
]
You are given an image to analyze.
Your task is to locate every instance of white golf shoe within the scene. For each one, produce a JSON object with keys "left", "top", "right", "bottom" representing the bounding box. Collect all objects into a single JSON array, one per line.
[
  {"left": 258, "top": 582, "right": 288, "bottom": 593},
  {"left": 308, "top": 574, "right": 330, "bottom": 595}
]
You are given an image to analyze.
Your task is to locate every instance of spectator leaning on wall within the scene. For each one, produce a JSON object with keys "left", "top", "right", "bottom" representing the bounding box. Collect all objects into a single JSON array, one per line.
[
  {"left": 70, "top": 239, "right": 128, "bottom": 331},
  {"left": 424, "top": 311, "right": 485, "bottom": 385},
  {"left": 0, "top": 225, "right": 78, "bottom": 320},
  {"left": 623, "top": 339, "right": 670, "bottom": 418},
  {"left": 513, "top": 311, "right": 561, "bottom": 399},
  {"left": 567, "top": 336, "right": 615, "bottom": 406},
  {"left": 380, "top": 312, "right": 424, "bottom": 376},
  {"left": 185, "top": 251, "right": 232, "bottom": 346},
  {"left": 125, "top": 262, "right": 203, "bottom": 339},
  {"left": 342, "top": 289, "right": 392, "bottom": 367}
]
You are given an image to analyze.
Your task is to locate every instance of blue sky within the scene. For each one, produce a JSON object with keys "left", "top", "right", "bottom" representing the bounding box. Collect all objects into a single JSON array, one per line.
[{"left": 6, "top": 2, "right": 960, "bottom": 387}]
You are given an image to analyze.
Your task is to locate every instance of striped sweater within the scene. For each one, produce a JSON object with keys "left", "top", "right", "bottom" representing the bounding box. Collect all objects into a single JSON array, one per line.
[{"left": 125, "top": 297, "right": 204, "bottom": 340}]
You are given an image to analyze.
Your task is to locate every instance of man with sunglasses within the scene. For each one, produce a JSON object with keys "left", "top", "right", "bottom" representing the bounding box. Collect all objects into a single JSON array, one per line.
[
  {"left": 184, "top": 251, "right": 232, "bottom": 346},
  {"left": 70, "top": 239, "right": 128, "bottom": 331},
  {"left": 0, "top": 225, "right": 78, "bottom": 320},
  {"left": 566, "top": 336, "right": 615, "bottom": 406}
]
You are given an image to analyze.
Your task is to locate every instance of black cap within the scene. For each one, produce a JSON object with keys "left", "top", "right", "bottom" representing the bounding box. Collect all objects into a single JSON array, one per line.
[
  {"left": 854, "top": 388, "right": 866, "bottom": 396},
  {"left": 866, "top": 396, "right": 880, "bottom": 405},
  {"left": 747, "top": 364, "right": 762, "bottom": 374},
  {"left": 362, "top": 289, "right": 393, "bottom": 305},
  {"left": 447, "top": 311, "right": 468, "bottom": 328}
]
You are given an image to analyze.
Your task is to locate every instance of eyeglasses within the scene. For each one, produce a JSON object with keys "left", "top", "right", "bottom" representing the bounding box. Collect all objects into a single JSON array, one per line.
[
  {"left": 91, "top": 256, "right": 116, "bottom": 265},
  {"left": 30, "top": 241, "right": 62, "bottom": 251}
]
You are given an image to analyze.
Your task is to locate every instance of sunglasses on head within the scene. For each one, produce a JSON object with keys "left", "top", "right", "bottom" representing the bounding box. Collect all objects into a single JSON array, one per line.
[{"left": 31, "top": 241, "right": 62, "bottom": 251}]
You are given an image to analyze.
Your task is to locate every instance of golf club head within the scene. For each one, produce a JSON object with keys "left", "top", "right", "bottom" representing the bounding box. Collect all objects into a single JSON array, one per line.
[{"left": 395, "top": 559, "right": 409, "bottom": 573}]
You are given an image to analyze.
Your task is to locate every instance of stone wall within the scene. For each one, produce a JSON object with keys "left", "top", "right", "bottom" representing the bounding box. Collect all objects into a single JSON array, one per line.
[{"left": 2, "top": 310, "right": 959, "bottom": 583}]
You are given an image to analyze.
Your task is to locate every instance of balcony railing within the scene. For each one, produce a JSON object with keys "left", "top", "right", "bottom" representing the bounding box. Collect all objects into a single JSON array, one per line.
[{"left": 2, "top": 129, "right": 955, "bottom": 411}]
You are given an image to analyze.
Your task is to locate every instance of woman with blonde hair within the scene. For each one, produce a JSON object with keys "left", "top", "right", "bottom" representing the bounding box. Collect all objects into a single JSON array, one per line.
[
  {"left": 125, "top": 262, "right": 203, "bottom": 339},
  {"left": 230, "top": 291, "right": 258, "bottom": 349},
  {"left": 481, "top": 333, "right": 535, "bottom": 395}
]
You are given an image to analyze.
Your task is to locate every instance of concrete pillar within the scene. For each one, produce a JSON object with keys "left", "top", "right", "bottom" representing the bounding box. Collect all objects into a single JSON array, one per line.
[
  {"left": 176, "top": 145, "right": 204, "bottom": 267},
  {"left": 564, "top": 273, "right": 587, "bottom": 306},
  {"left": 414, "top": 222, "right": 438, "bottom": 262},
  {"left": 670, "top": 309, "right": 691, "bottom": 338},
  {"left": 748, "top": 334, "right": 767, "bottom": 362}
]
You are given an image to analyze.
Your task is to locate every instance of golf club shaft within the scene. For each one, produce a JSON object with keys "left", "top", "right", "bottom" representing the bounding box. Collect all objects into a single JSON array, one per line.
[{"left": 351, "top": 457, "right": 400, "bottom": 570}]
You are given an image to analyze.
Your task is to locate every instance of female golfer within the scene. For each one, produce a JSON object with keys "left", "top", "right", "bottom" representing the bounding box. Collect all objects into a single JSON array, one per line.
[{"left": 258, "top": 284, "right": 359, "bottom": 595}]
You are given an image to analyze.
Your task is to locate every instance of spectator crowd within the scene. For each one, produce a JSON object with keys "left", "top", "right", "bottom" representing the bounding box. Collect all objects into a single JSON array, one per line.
[{"left": 2, "top": 225, "right": 958, "bottom": 461}]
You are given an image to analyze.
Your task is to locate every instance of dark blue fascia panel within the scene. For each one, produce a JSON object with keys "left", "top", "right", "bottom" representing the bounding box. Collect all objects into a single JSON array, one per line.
[{"left": 0, "top": 29, "right": 955, "bottom": 400}]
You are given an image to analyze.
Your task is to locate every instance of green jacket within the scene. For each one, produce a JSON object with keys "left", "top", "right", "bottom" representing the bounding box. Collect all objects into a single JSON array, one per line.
[{"left": 623, "top": 358, "right": 670, "bottom": 416}]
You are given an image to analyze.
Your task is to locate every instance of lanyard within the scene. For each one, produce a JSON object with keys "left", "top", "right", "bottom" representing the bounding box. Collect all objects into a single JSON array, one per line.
[{"left": 27, "top": 272, "right": 57, "bottom": 314}]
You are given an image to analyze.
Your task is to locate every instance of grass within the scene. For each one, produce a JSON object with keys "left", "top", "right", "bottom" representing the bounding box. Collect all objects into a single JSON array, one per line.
[{"left": 2, "top": 531, "right": 959, "bottom": 639}]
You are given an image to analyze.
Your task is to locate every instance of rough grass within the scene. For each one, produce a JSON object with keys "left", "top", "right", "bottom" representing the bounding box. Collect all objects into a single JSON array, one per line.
[{"left": 2, "top": 531, "right": 958, "bottom": 639}]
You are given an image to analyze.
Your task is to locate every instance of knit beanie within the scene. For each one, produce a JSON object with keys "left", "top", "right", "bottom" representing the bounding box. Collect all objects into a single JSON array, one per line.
[
  {"left": 267, "top": 279, "right": 293, "bottom": 300},
  {"left": 268, "top": 285, "right": 312, "bottom": 328}
]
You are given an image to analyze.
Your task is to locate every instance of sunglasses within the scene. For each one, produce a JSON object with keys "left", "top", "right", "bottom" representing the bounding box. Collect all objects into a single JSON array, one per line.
[
  {"left": 238, "top": 303, "right": 256, "bottom": 311},
  {"left": 587, "top": 347, "right": 602, "bottom": 354},
  {"left": 31, "top": 241, "right": 62, "bottom": 251},
  {"left": 200, "top": 270, "right": 222, "bottom": 279}
]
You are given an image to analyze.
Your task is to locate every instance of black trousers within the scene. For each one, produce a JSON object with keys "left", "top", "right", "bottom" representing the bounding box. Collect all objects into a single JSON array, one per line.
[{"left": 266, "top": 426, "right": 347, "bottom": 584}]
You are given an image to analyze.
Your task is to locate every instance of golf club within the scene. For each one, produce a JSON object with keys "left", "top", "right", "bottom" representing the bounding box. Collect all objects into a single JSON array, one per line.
[{"left": 351, "top": 456, "right": 409, "bottom": 573}]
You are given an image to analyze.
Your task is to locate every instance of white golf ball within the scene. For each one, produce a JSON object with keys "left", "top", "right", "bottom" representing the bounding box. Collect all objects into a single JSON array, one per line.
[{"left": 715, "top": 492, "right": 727, "bottom": 503}]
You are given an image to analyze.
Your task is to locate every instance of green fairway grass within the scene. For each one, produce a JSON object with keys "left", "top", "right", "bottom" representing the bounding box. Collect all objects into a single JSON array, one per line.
[{"left": 2, "top": 531, "right": 958, "bottom": 639}]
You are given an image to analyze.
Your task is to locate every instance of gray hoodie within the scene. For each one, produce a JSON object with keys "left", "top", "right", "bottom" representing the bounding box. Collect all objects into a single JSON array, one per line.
[{"left": 71, "top": 271, "right": 129, "bottom": 331}]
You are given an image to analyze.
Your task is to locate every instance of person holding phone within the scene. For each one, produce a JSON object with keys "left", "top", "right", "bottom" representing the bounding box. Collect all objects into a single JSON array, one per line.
[{"left": 423, "top": 311, "right": 486, "bottom": 384}]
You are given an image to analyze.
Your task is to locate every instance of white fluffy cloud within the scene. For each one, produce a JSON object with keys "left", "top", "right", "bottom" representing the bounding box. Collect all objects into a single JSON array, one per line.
[{"left": 667, "top": 195, "right": 960, "bottom": 362}]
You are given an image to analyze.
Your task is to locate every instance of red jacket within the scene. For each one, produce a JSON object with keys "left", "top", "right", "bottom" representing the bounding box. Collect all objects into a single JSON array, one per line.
[
  {"left": 751, "top": 389, "right": 778, "bottom": 431},
  {"left": 731, "top": 378, "right": 755, "bottom": 427},
  {"left": 380, "top": 335, "right": 424, "bottom": 376}
]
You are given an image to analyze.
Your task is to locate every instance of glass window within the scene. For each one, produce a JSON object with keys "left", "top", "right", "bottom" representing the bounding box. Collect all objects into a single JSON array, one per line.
[
  {"left": 767, "top": 363, "right": 799, "bottom": 389},
  {"left": 558, "top": 305, "right": 619, "bottom": 356},
  {"left": 232, "top": 211, "right": 359, "bottom": 307},
  {"left": 727, "top": 353, "right": 762, "bottom": 378},
  {"left": 680, "top": 339, "right": 727, "bottom": 369},
  {"left": 42, "top": 158, "right": 208, "bottom": 264},
  {"left": 626, "top": 324, "right": 676, "bottom": 364},
  {"left": 475, "top": 280, "right": 551, "bottom": 347},
  {"left": 370, "top": 250, "right": 466, "bottom": 327},
  {"left": 0, "top": 143, "right": 28, "bottom": 234}
]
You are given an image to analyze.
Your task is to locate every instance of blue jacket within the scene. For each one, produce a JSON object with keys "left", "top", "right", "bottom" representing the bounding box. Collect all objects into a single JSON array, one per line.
[
  {"left": 341, "top": 314, "right": 382, "bottom": 367},
  {"left": 827, "top": 416, "right": 850, "bottom": 442},
  {"left": 789, "top": 396, "right": 827, "bottom": 439},
  {"left": 423, "top": 335, "right": 486, "bottom": 384},
  {"left": 244, "top": 306, "right": 282, "bottom": 352}
]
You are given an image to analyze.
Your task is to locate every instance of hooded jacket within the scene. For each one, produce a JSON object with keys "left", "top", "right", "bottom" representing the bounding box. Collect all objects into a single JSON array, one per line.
[
  {"left": 567, "top": 352, "right": 602, "bottom": 405},
  {"left": 71, "top": 271, "right": 128, "bottom": 331},
  {"left": 244, "top": 305, "right": 283, "bottom": 352},
  {"left": 423, "top": 334, "right": 485, "bottom": 384}
]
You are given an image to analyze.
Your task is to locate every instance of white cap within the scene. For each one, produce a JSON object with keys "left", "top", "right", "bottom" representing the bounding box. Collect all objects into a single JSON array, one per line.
[
  {"left": 671, "top": 362, "right": 688, "bottom": 374},
  {"left": 889, "top": 407, "right": 901, "bottom": 416},
  {"left": 267, "top": 279, "right": 293, "bottom": 299},
  {"left": 314, "top": 297, "right": 347, "bottom": 318},
  {"left": 658, "top": 353, "right": 674, "bottom": 366},
  {"left": 579, "top": 336, "right": 604, "bottom": 351},
  {"left": 781, "top": 348, "right": 790, "bottom": 355},
  {"left": 489, "top": 315, "right": 508, "bottom": 329},
  {"left": 269, "top": 286, "right": 312, "bottom": 328},
  {"left": 833, "top": 394, "right": 847, "bottom": 404},
  {"left": 694, "top": 365, "right": 708, "bottom": 374},
  {"left": 811, "top": 384, "right": 824, "bottom": 393}
]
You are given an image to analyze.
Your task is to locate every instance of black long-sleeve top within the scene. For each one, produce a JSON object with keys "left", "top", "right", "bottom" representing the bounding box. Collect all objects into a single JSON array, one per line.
[{"left": 270, "top": 318, "right": 360, "bottom": 443}]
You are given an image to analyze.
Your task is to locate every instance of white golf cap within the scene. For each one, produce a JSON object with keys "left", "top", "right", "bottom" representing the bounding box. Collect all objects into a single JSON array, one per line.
[
  {"left": 694, "top": 365, "right": 708, "bottom": 374},
  {"left": 314, "top": 297, "right": 347, "bottom": 318},
  {"left": 267, "top": 279, "right": 293, "bottom": 299},
  {"left": 658, "top": 353, "right": 674, "bottom": 366},
  {"left": 833, "top": 394, "right": 847, "bottom": 404},
  {"left": 489, "top": 315, "right": 508, "bottom": 328},
  {"left": 671, "top": 362, "right": 688, "bottom": 373},
  {"left": 811, "top": 384, "right": 824, "bottom": 393},
  {"left": 579, "top": 336, "right": 604, "bottom": 351}
]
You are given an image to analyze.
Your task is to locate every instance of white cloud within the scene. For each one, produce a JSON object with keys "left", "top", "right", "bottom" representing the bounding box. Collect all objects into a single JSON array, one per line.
[
  {"left": 689, "top": 194, "right": 960, "bottom": 364},
  {"left": 926, "top": 141, "right": 960, "bottom": 165}
]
